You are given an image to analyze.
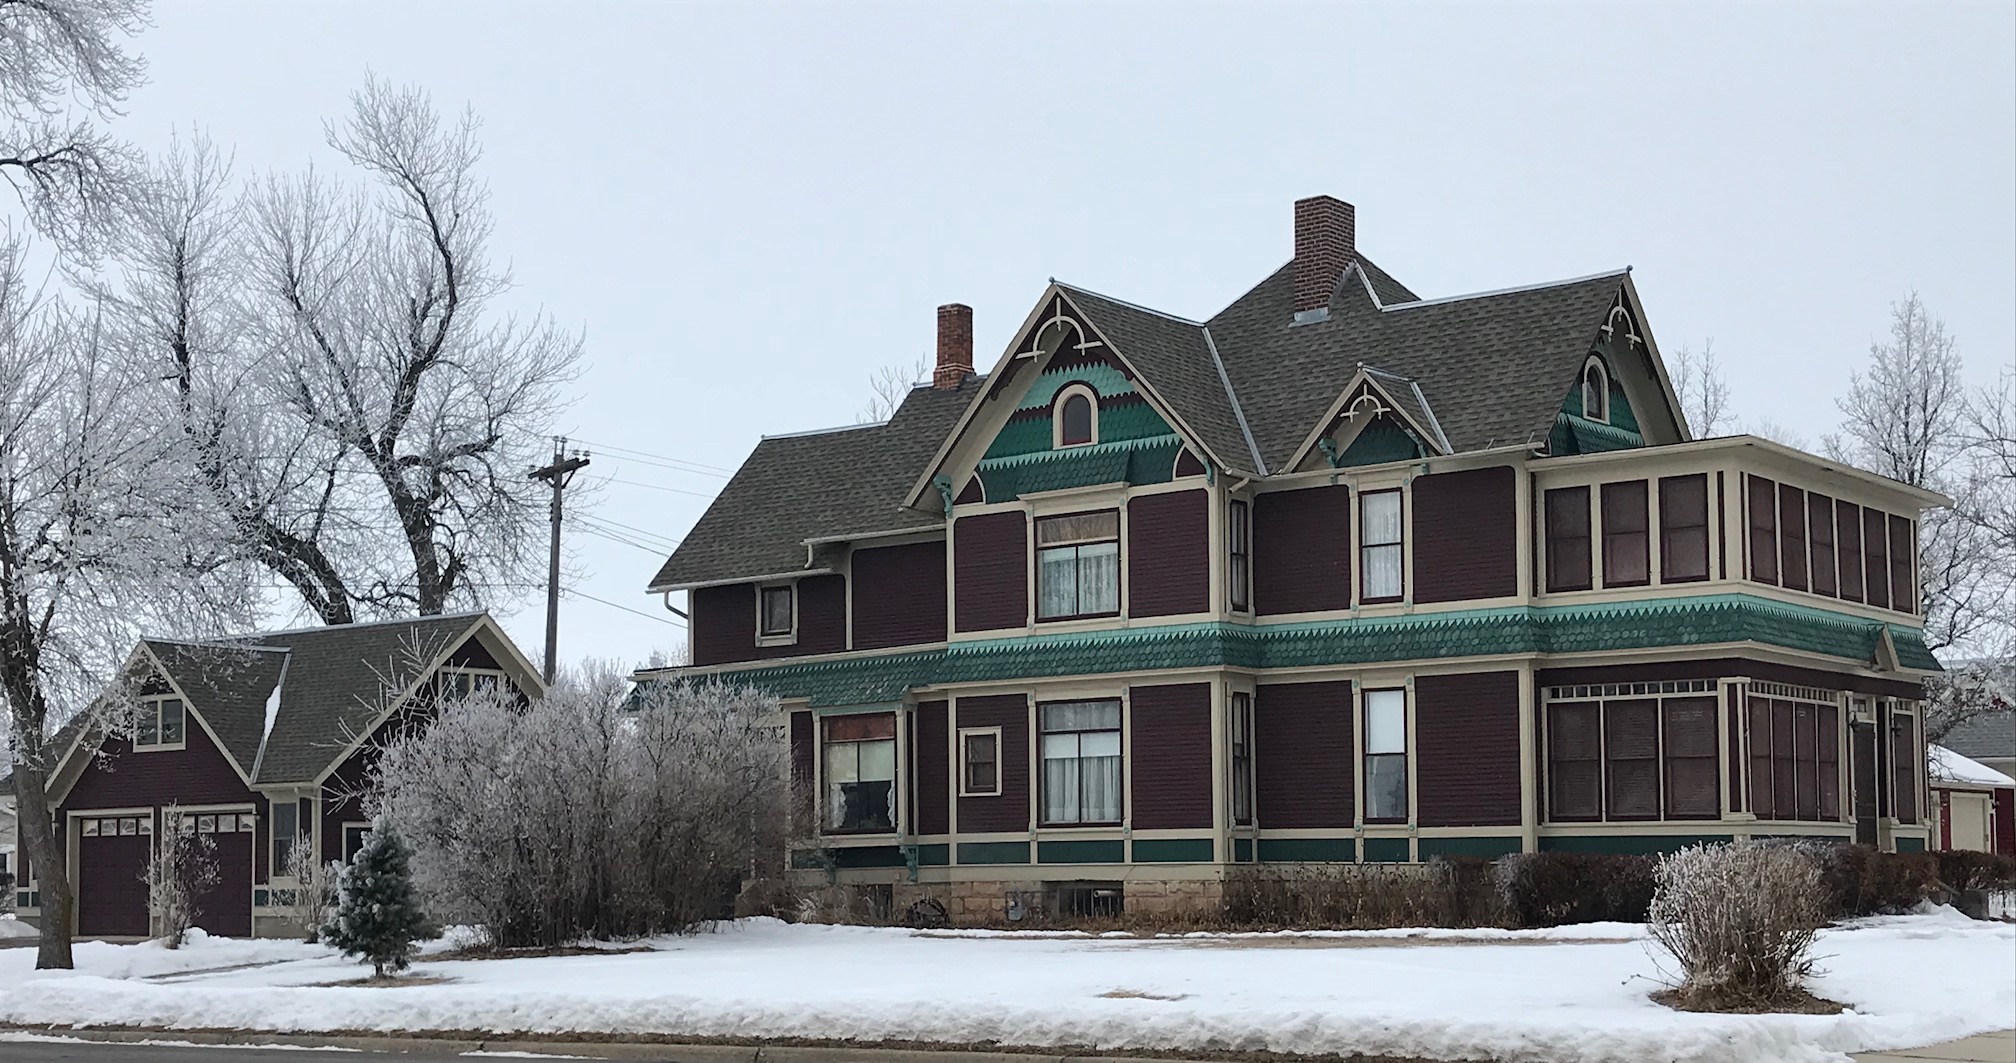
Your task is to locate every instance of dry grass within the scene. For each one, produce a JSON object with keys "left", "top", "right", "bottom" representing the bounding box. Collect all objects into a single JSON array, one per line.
[
  {"left": 314, "top": 973, "right": 457, "bottom": 988},
  {"left": 427, "top": 943, "right": 653, "bottom": 962},
  {"left": 1651, "top": 985, "right": 1847, "bottom": 1015}
]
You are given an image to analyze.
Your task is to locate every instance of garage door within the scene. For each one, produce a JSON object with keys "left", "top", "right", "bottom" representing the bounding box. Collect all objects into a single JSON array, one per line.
[
  {"left": 76, "top": 814, "right": 152, "bottom": 939},
  {"left": 189, "top": 811, "right": 254, "bottom": 937}
]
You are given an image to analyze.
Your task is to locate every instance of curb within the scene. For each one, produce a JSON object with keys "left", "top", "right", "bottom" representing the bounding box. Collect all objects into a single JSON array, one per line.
[{"left": 0, "top": 1027, "right": 1286, "bottom": 1063}]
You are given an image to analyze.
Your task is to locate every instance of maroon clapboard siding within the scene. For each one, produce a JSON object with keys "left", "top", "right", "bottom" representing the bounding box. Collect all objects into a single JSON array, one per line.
[
  {"left": 789, "top": 711, "right": 815, "bottom": 835},
  {"left": 914, "top": 701, "right": 950, "bottom": 835},
  {"left": 954, "top": 513, "right": 1028, "bottom": 632},
  {"left": 1414, "top": 671, "right": 1521, "bottom": 826},
  {"left": 955, "top": 694, "right": 1029, "bottom": 832},
  {"left": 1254, "top": 681, "right": 1354, "bottom": 827},
  {"left": 690, "top": 576, "right": 847, "bottom": 665},
  {"left": 1412, "top": 467, "right": 1517, "bottom": 604},
  {"left": 64, "top": 719, "right": 253, "bottom": 813},
  {"left": 1253, "top": 486, "right": 1352, "bottom": 615},
  {"left": 1127, "top": 490, "right": 1209, "bottom": 618},
  {"left": 1128, "top": 683, "right": 1213, "bottom": 830},
  {"left": 851, "top": 541, "right": 948, "bottom": 650},
  {"left": 320, "top": 697, "right": 434, "bottom": 864}
]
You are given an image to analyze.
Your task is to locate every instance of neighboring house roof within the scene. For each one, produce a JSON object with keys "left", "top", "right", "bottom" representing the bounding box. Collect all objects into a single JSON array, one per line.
[
  {"left": 649, "top": 381, "right": 974, "bottom": 590},
  {"left": 1940, "top": 709, "right": 2015, "bottom": 763},
  {"left": 1929, "top": 744, "right": 2016, "bottom": 789}
]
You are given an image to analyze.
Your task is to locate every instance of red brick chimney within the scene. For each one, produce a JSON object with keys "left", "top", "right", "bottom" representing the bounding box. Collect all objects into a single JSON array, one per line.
[
  {"left": 1292, "top": 195, "right": 1356, "bottom": 318},
  {"left": 934, "top": 303, "right": 974, "bottom": 389}
]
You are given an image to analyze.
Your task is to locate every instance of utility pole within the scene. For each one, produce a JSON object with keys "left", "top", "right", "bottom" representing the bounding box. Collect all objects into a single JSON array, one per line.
[{"left": 529, "top": 436, "right": 590, "bottom": 684}]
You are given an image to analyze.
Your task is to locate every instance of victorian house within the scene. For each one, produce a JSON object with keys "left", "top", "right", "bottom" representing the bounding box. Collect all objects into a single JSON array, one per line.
[{"left": 637, "top": 196, "right": 1943, "bottom": 920}]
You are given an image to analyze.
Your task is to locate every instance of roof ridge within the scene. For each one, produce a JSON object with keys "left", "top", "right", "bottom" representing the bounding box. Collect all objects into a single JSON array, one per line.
[
  {"left": 185, "top": 611, "right": 490, "bottom": 644},
  {"left": 143, "top": 638, "right": 291, "bottom": 653},
  {"left": 1379, "top": 268, "right": 1630, "bottom": 312},
  {"left": 762, "top": 421, "right": 888, "bottom": 441},
  {"left": 1053, "top": 280, "right": 1205, "bottom": 327}
]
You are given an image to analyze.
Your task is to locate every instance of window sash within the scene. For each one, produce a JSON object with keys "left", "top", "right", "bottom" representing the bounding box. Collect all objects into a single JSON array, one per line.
[
  {"left": 1231, "top": 692, "right": 1254, "bottom": 824},
  {"left": 1747, "top": 475, "right": 1779, "bottom": 584},
  {"left": 1601, "top": 481, "right": 1649, "bottom": 587},
  {"left": 824, "top": 737, "right": 896, "bottom": 832},
  {"left": 1545, "top": 487, "right": 1592, "bottom": 592},
  {"left": 1362, "top": 689, "right": 1407, "bottom": 822},
  {"left": 1059, "top": 393, "right": 1094, "bottom": 446},
  {"left": 1659, "top": 475, "right": 1710, "bottom": 583},
  {"left": 271, "top": 802, "right": 298, "bottom": 877},
  {"left": 1037, "top": 511, "right": 1119, "bottom": 546},
  {"left": 759, "top": 586, "right": 794, "bottom": 637},
  {"left": 1037, "top": 541, "right": 1119, "bottom": 619},
  {"left": 1229, "top": 501, "right": 1251, "bottom": 611},
  {"left": 961, "top": 731, "right": 999, "bottom": 795},
  {"left": 1808, "top": 492, "right": 1838, "bottom": 596},
  {"left": 1040, "top": 700, "right": 1122, "bottom": 824}
]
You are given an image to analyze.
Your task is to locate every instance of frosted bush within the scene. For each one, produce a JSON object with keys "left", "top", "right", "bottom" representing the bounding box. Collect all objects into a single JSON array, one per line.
[{"left": 1648, "top": 843, "right": 1826, "bottom": 1010}]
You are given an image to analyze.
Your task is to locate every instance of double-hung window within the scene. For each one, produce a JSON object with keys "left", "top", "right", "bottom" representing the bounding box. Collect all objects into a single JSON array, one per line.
[
  {"left": 1659, "top": 474, "right": 1710, "bottom": 583},
  {"left": 1040, "top": 700, "right": 1122, "bottom": 825},
  {"left": 1228, "top": 500, "right": 1251, "bottom": 612},
  {"left": 823, "top": 714, "right": 896, "bottom": 832},
  {"left": 959, "top": 727, "right": 1000, "bottom": 797},
  {"left": 135, "top": 697, "right": 186, "bottom": 750},
  {"left": 1358, "top": 490, "right": 1403, "bottom": 603},
  {"left": 1362, "top": 689, "right": 1407, "bottom": 822},
  {"left": 1230, "top": 691, "right": 1254, "bottom": 825},
  {"left": 1601, "top": 481, "right": 1650, "bottom": 587},
  {"left": 1037, "top": 512, "right": 1120, "bottom": 620},
  {"left": 759, "top": 584, "right": 795, "bottom": 641},
  {"left": 1545, "top": 487, "right": 1593, "bottom": 592},
  {"left": 270, "top": 800, "right": 299, "bottom": 878}
]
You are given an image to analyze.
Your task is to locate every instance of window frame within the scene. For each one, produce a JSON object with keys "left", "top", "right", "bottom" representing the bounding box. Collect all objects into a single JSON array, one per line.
[
  {"left": 341, "top": 822, "right": 373, "bottom": 866},
  {"left": 1037, "top": 698, "right": 1124, "bottom": 827},
  {"left": 757, "top": 582, "right": 797, "bottom": 644},
  {"left": 269, "top": 800, "right": 301, "bottom": 880},
  {"left": 1035, "top": 510, "right": 1122, "bottom": 622},
  {"left": 1230, "top": 690, "right": 1255, "bottom": 826},
  {"left": 821, "top": 713, "right": 899, "bottom": 835},
  {"left": 1581, "top": 356, "right": 1610, "bottom": 424},
  {"left": 133, "top": 695, "right": 187, "bottom": 753},
  {"left": 1808, "top": 492, "right": 1838, "bottom": 597},
  {"left": 1543, "top": 681, "right": 1730, "bottom": 825},
  {"left": 1600, "top": 480, "right": 1650, "bottom": 588},
  {"left": 437, "top": 665, "right": 511, "bottom": 702},
  {"left": 1227, "top": 498, "right": 1252, "bottom": 613},
  {"left": 1747, "top": 474, "right": 1779, "bottom": 584},
  {"left": 1544, "top": 486, "right": 1594, "bottom": 593},
  {"left": 1658, "top": 474, "right": 1710, "bottom": 584},
  {"left": 1052, "top": 383, "right": 1100, "bottom": 449},
  {"left": 957, "top": 726, "right": 1003, "bottom": 798},
  {"left": 1357, "top": 488, "right": 1405, "bottom": 605},
  {"left": 1361, "top": 687, "right": 1409, "bottom": 824}
]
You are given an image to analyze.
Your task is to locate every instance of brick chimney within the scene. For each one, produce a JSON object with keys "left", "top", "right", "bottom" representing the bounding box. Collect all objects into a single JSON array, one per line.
[
  {"left": 1292, "top": 195, "right": 1356, "bottom": 319},
  {"left": 933, "top": 303, "right": 974, "bottom": 389}
]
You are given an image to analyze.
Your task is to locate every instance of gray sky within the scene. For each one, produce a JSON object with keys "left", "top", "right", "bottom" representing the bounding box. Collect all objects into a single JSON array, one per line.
[{"left": 113, "top": 1, "right": 2016, "bottom": 671}]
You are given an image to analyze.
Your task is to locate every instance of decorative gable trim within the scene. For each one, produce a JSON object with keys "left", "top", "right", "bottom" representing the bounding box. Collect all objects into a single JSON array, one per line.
[{"left": 1283, "top": 366, "right": 1452, "bottom": 472}]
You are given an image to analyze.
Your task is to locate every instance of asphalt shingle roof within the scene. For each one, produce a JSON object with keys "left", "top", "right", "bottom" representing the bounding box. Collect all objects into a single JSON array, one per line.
[
  {"left": 1941, "top": 710, "right": 2015, "bottom": 761},
  {"left": 143, "top": 640, "right": 289, "bottom": 776}
]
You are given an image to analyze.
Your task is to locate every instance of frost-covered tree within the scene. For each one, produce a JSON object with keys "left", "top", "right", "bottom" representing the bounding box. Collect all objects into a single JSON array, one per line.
[
  {"left": 1669, "top": 340, "right": 1734, "bottom": 438},
  {"left": 321, "top": 819, "right": 434, "bottom": 977},
  {"left": 145, "top": 807, "right": 218, "bottom": 949},
  {"left": 859, "top": 355, "right": 928, "bottom": 423},
  {"left": 0, "top": 231, "right": 255, "bottom": 969},
  {"left": 0, "top": 0, "right": 148, "bottom": 253},
  {"left": 373, "top": 663, "right": 786, "bottom": 946}
]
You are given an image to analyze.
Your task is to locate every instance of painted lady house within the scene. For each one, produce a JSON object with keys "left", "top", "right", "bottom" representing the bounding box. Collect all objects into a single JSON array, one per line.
[
  {"left": 12, "top": 613, "right": 540, "bottom": 939},
  {"left": 635, "top": 195, "right": 1946, "bottom": 921}
]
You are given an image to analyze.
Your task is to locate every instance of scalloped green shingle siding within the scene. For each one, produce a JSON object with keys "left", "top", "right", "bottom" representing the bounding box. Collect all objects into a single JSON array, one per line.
[{"left": 645, "top": 594, "right": 1936, "bottom": 707}]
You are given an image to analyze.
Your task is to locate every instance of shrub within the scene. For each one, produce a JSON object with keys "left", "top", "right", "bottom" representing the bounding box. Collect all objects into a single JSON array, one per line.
[
  {"left": 1649, "top": 843, "right": 1826, "bottom": 1010},
  {"left": 320, "top": 821, "right": 437, "bottom": 978},
  {"left": 145, "top": 807, "right": 219, "bottom": 949},
  {"left": 1934, "top": 850, "right": 2016, "bottom": 893},
  {"left": 1221, "top": 860, "right": 1509, "bottom": 930},
  {"left": 1497, "top": 852, "right": 1657, "bottom": 927}
]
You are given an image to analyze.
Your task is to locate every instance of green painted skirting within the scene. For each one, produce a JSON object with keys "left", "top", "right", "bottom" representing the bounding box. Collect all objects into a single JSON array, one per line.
[
  {"left": 1539, "top": 834, "right": 1733, "bottom": 856},
  {"left": 1363, "top": 837, "right": 1412, "bottom": 863},
  {"left": 1419, "top": 836, "right": 1524, "bottom": 860},
  {"left": 1233, "top": 837, "right": 1254, "bottom": 863},
  {"left": 791, "top": 844, "right": 909, "bottom": 870},
  {"left": 642, "top": 592, "right": 1937, "bottom": 709},
  {"left": 1893, "top": 836, "right": 1927, "bottom": 853},
  {"left": 957, "top": 841, "right": 1030, "bottom": 865},
  {"left": 915, "top": 843, "right": 951, "bottom": 866},
  {"left": 1257, "top": 837, "right": 1357, "bottom": 862},
  {"left": 1038, "top": 839, "right": 1125, "bottom": 864},
  {"left": 1132, "top": 838, "right": 1214, "bottom": 863}
]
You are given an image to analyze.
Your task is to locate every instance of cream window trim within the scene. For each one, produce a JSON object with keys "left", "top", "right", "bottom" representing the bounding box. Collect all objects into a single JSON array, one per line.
[
  {"left": 957, "top": 725, "right": 1004, "bottom": 798},
  {"left": 756, "top": 581, "right": 798, "bottom": 647},
  {"left": 132, "top": 694, "right": 188, "bottom": 754},
  {"left": 1052, "top": 383, "right": 1101, "bottom": 449},
  {"left": 1581, "top": 356, "right": 1611, "bottom": 425}
]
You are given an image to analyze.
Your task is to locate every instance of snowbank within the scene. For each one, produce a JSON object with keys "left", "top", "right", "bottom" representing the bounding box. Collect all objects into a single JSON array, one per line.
[
  {"left": 0, "top": 915, "right": 35, "bottom": 940},
  {"left": 0, "top": 913, "right": 2007, "bottom": 1063}
]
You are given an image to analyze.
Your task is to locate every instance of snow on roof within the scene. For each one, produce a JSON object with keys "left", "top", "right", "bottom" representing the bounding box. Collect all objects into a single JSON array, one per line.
[{"left": 1929, "top": 744, "right": 2016, "bottom": 788}]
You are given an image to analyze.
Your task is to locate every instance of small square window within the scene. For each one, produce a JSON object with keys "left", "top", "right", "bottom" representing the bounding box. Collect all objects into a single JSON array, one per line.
[
  {"left": 198, "top": 815, "right": 218, "bottom": 834},
  {"left": 759, "top": 585, "right": 795, "bottom": 639},
  {"left": 239, "top": 814, "right": 259, "bottom": 833},
  {"left": 120, "top": 818, "right": 138, "bottom": 836},
  {"left": 81, "top": 819, "right": 99, "bottom": 837},
  {"left": 960, "top": 728, "right": 1001, "bottom": 797}
]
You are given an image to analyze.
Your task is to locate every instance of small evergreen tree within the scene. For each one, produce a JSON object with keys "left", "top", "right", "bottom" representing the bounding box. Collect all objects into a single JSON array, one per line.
[{"left": 320, "top": 821, "right": 437, "bottom": 977}]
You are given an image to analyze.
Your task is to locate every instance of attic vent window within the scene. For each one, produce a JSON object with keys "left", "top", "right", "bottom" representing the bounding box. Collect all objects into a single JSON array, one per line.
[
  {"left": 1582, "top": 358, "right": 1610, "bottom": 425},
  {"left": 1054, "top": 384, "right": 1098, "bottom": 448}
]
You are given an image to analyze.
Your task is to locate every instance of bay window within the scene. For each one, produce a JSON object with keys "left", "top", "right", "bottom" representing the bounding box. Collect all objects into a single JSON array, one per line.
[
  {"left": 1040, "top": 700, "right": 1122, "bottom": 825},
  {"left": 1358, "top": 490, "right": 1403, "bottom": 603},
  {"left": 1037, "top": 512, "right": 1120, "bottom": 620},
  {"left": 1362, "top": 688, "right": 1407, "bottom": 822},
  {"left": 1744, "top": 689, "right": 1843, "bottom": 823},
  {"left": 1546, "top": 682, "right": 1728, "bottom": 823},
  {"left": 823, "top": 714, "right": 896, "bottom": 833}
]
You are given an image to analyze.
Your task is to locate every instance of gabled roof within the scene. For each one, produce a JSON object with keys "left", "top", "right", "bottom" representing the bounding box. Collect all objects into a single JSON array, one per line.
[
  {"left": 1941, "top": 709, "right": 2015, "bottom": 762},
  {"left": 648, "top": 381, "right": 974, "bottom": 591},
  {"left": 1929, "top": 744, "right": 2015, "bottom": 788}
]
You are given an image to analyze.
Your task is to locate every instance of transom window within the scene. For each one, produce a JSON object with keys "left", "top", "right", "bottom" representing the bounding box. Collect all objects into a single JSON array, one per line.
[
  {"left": 1362, "top": 689, "right": 1408, "bottom": 822},
  {"left": 1054, "top": 384, "right": 1098, "bottom": 448},
  {"left": 823, "top": 714, "right": 896, "bottom": 833},
  {"left": 959, "top": 727, "right": 1001, "bottom": 797},
  {"left": 1358, "top": 490, "right": 1403, "bottom": 603},
  {"left": 1040, "top": 700, "right": 1122, "bottom": 825},
  {"left": 135, "top": 696, "right": 186, "bottom": 751},
  {"left": 1582, "top": 357, "right": 1610, "bottom": 424},
  {"left": 759, "top": 584, "right": 795, "bottom": 640},
  {"left": 1037, "top": 511, "right": 1121, "bottom": 620},
  {"left": 78, "top": 815, "right": 152, "bottom": 837}
]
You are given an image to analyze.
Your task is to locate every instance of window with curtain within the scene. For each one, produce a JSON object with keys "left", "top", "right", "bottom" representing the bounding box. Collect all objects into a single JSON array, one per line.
[
  {"left": 1808, "top": 492, "right": 1837, "bottom": 596},
  {"left": 1040, "top": 700, "right": 1122, "bottom": 824},
  {"left": 1231, "top": 691, "right": 1254, "bottom": 825},
  {"left": 1545, "top": 486, "right": 1592, "bottom": 592},
  {"left": 823, "top": 714, "right": 896, "bottom": 832},
  {"left": 1601, "top": 481, "right": 1650, "bottom": 587},
  {"left": 1747, "top": 475, "right": 1779, "bottom": 584},
  {"left": 1362, "top": 689, "right": 1407, "bottom": 822},
  {"left": 1359, "top": 490, "right": 1403, "bottom": 602},
  {"left": 1658, "top": 474, "right": 1709, "bottom": 583},
  {"left": 1037, "top": 512, "right": 1120, "bottom": 620},
  {"left": 1228, "top": 500, "right": 1251, "bottom": 612}
]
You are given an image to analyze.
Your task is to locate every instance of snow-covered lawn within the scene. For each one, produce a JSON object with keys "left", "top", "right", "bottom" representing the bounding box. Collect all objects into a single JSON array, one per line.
[
  {"left": 0, "top": 911, "right": 2009, "bottom": 1063},
  {"left": 0, "top": 914, "right": 35, "bottom": 940}
]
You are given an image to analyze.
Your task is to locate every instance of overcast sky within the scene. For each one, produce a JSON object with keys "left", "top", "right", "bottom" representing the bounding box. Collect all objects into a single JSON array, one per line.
[{"left": 110, "top": 1, "right": 2015, "bottom": 671}]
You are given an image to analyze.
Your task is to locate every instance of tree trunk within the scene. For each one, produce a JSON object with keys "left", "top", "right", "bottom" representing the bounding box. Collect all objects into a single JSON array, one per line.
[{"left": 13, "top": 752, "right": 75, "bottom": 970}]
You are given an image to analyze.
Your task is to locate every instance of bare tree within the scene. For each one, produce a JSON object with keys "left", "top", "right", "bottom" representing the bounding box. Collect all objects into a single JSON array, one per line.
[
  {"left": 144, "top": 806, "right": 217, "bottom": 948},
  {"left": 1669, "top": 340, "right": 1734, "bottom": 438},
  {"left": 0, "top": 0, "right": 148, "bottom": 252},
  {"left": 0, "top": 231, "right": 254, "bottom": 968},
  {"left": 858, "top": 355, "right": 928, "bottom": 423},
  {"left": 1826, "top": 293, "right": 1969, "bottom": 487}
]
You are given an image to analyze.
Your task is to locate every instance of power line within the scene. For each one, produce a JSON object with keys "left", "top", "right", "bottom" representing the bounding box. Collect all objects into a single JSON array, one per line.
[
  {"left": 600, "top": 453, "right": 732, "bottom": 481},
  {"left": 601, "top": 476, "right": 719, "bottom": 501},
  {"left": 573, "top": 521, "right": 674, "bottom": 558},
  {"left": 569, "top": 438, "right": 732, "bottom": 476},
  {"left": 576, "top": 513, "right": 682, "bottom": 550},
  {"left": 566, "top": 587, "right": 685, "bottom": 627}
]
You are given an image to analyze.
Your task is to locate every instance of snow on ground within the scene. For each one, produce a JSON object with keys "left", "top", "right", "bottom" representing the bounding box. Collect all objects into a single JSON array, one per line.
[
  {"left": 0, "top": 915, "right": 35, "bottom": 940},
  {"left": 0, "top": 912, "right": 2009, "bottom": 1063}
]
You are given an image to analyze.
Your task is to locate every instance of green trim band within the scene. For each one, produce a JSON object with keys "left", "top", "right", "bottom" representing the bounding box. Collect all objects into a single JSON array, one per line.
[
  {"left": 1362, "top": 837, "right": 1411, "bottom": 863},
  {"left": 957, "top": 841, "right": 1030, "bottom": 865},
  {"left": 1132, "top": 838, "right": 1214, "bottom": 863},
  {"left": 1419, "top": 836, "right": 1524, "bottom": 860},
  {"left": 1256, "top": 837, "right": 1357, "bottom": 862},
  {"left": 1538, "top": 834, "right": 1734, "bottom": 856},
  {"left": 1038, "top": 839, "right": 1125, "bottom": 864}
]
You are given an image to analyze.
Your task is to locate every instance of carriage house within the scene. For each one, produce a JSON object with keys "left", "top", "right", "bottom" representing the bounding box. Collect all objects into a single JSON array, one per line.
[
  {"left": 13, "top": 613, "right": 540, "bottom": 940},
  {"left": 636, "top": 195, "right": 1945, "bottom": 921}
]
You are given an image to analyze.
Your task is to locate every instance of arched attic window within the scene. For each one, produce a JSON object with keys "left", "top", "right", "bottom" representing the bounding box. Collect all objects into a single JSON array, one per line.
[
  {"left": 1054, "top": 383, "right": 1098, "bottom": 448},
  {"left": 1581, "top": 357, "right": 1610, "bottom": 425}
]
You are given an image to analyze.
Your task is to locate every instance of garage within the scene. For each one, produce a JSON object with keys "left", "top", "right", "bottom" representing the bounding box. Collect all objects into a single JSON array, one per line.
[
  {"left": 75, "top": 813, "right": 152, "bottom": 939},
  {"left": 188, "top": 810, "right": 255, "bottom": 937}
]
